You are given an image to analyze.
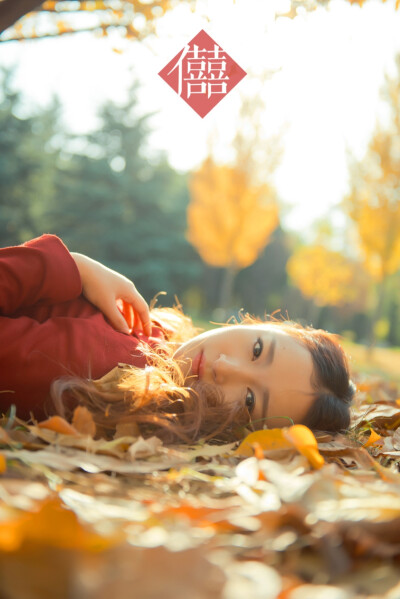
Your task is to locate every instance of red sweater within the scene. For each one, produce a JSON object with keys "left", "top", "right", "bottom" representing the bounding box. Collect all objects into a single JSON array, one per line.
[{"left": 0, "top": 234, "right": 167, "bottom": 420}]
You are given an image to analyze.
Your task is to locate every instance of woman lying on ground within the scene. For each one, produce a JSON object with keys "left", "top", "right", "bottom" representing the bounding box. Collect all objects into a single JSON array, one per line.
[{"left": 0, "top": 234, "right": 355, "bottom": 443}]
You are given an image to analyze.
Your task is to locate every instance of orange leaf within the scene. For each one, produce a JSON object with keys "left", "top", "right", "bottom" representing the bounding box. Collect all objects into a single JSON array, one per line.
[
  {"left": 0, "top": 453, "right": 6, "bottom": 474},
  {"left": 234, "top": 429, "right": 292, "bottom": 457},
  {"left": 0, "top": 497, "right": 121, "bottom": 552},
  {"left": 38, "top": 416, "right": 79, "bottom": 436},
  {"left": 363, "top": 429, "right": 382, "bottom": 448},
  {"left": 283, "top": 425, "right": 325, "bottom": 470}
]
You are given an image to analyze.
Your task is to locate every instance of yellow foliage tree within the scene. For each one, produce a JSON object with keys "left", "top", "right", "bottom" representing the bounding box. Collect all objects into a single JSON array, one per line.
[
  {"left": 187, "top": 157, "right": 279, "bottom": 310},
  {"left": 0, "top": 0, "right": 186, "bottom": 42},
  {"left": 3, "top": 0, "right": 397, "bottom": 43},
  {"left": 345, "top": 56, "right": 400, "bottom": 346},
  {"left": 346, "top": 149, "right": 400, "bottom": 283},
  {"left": 286, "top": 244, "right": 367, "bottom": 309}
]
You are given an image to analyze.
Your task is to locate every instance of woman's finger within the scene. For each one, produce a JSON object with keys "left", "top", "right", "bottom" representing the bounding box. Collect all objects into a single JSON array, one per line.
[
  {"left": 106, "top": 301, "right": 130, "bottom": 334},
  {"left": 120, "top": 300, "right": 135, "bottom": 330},
  {"left": 121, "top": 288, "right": 152, "bottom": 336}
]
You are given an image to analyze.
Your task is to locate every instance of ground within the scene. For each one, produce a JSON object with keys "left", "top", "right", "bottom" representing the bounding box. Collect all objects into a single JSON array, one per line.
[{"left": 0, "top": 346, "right": 399, "bottom": 599}]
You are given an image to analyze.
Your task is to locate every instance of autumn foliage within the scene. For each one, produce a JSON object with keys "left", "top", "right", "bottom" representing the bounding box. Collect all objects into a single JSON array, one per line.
[
  {"left": 0, "top": 372, "right": 400, "bottom": 597},
  {"left": 287, "top": 244, "right": 367, "bottom": 308},
  {"left": 187, "top": 157, "right": 279, "bottom": 270},
  {"left": 0, "top": 0, "right": 181, "bottom": 41}
]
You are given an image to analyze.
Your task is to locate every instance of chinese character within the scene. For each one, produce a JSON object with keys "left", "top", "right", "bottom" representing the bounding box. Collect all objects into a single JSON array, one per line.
[{"left": 159, "top": 30, "right": 247, "bottom": 118}]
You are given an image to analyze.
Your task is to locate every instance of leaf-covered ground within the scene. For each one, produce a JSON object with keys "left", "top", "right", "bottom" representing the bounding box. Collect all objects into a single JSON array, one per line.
[{"left": 1, "top": 370, "right": 400, "bottom": 599}]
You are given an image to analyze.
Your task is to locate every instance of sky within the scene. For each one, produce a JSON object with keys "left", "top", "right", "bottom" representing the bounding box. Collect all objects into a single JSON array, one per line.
[{"left": 1, "top": 0, "right": 400, "bottom": 235}]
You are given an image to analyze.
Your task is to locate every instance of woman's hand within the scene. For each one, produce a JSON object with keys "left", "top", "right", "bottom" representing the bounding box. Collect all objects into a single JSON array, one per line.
[{"left": 71, "top": 252, "right": 152, "bottom": 336}]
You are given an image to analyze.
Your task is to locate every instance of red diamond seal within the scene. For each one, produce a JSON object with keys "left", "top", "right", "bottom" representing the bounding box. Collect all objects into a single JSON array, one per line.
[{"left": 158, "top": 29, "right": 247, "bottom": 118}]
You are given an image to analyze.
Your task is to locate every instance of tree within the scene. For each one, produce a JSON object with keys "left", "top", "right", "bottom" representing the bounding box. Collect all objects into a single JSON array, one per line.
[
  {"left": 286, "top": 244, "right": 368, "bottom": 325},
  {"left": 187, "top": 157, "right": 279, "bottom": 313},
  {"left": 1, "top": 0, "right": 399, "bottom": 42},
  {"left": 0, "top": 0, "right": 189, "bottom": 42},
  {"left": 0, "top": 68, "right": 60, "bottom": 246},
  {"left": 187, "top": 86, "right": 281, "bottom": 315},
  {"left": 39, "top": 83, "right": 203, "bottom": 304},
  {"left": 345, "top": 56, "right": 400, "bottom": 347}
]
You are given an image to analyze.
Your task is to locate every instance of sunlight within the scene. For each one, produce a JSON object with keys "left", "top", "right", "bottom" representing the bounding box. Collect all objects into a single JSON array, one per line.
[{"left": 1, "top": 0, "right": 400, "bottom": 232}]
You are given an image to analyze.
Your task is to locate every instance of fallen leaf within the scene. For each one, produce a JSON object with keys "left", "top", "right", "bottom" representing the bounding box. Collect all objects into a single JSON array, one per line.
[
  {"left": 0, "top": 496, "right": 121, "bottom": 552},
  {"left": 363, "top": 429, "right": 382, "bottom": 447},
  {"left": 128, "top": 436, "right": 163, "bottom": 459},
  {"left": 114, "top": 421, "right": 140, "bottom": 439},
  {"left": 37, "top": 416, "right": 79, "bottom": 436},
  {"left": 283, "top": 425, "right": 325, "bottom": 470},
  {"left": 0, "top": 453, "right": 6, "bottom": 473},
  {"left": 234, "top": 429, "right": 292, "bottom": 457},
  {"left": 72, "top": 406, "right": 96, "bottom": 437}
]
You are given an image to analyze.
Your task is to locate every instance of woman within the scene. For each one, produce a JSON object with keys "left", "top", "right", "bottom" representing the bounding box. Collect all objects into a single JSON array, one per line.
[{"left": 0, "top": 234, "right": 354, "bottom": 443}]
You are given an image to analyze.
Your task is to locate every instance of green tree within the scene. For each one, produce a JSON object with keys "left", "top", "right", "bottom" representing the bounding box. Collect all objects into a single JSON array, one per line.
[
  {"left": 0, "top": 69, "right": 59, "bottom": 246},
  {"left": 40, "top": 83, "right": 202, "bottom": 305}
]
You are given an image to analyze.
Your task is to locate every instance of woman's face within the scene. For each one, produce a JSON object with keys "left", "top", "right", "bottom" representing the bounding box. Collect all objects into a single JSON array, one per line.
[{"left": 173, "top": 324, "right": 315, "bottom": 428}]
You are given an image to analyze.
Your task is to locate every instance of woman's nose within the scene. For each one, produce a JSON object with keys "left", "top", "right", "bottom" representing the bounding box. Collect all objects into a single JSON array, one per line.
[{"left": 213, "top": 354, "right": 241, "bottom": 385}]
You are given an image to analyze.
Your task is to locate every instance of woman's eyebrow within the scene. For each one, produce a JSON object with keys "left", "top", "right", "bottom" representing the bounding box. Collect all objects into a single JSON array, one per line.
[
  {"left": 264, "top": 338, "right": 276, "bottom": 366},
  {"left": 259, "top": 338, "right": 276, "bottom": 423},
  {"left": 261, "top": 390, "right": 270, "bottom": 423}
]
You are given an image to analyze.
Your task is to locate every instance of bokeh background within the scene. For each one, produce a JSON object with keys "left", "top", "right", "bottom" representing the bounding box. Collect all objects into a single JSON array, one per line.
[{"left": 0, "top": 0, "right": 399, "bottom": 377}]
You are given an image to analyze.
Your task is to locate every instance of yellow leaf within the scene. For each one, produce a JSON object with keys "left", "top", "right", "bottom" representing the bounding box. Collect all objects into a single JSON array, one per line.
[
  {"left": 283, "top": 425, "right": 325, "bottom": 470},
  {"left": 363, "top": 429, "right": 382, "bottom": 447},
  {"left": 234, "top": 429, "right": 292, "bottom": 457},
  {"left": 235, "top": 426, "right": 325, "bottom": 469}
]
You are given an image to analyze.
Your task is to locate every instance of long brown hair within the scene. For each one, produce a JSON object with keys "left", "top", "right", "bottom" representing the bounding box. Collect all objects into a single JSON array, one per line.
[{"left": 50, "top": 305, "right": 354, "bottom": 443}]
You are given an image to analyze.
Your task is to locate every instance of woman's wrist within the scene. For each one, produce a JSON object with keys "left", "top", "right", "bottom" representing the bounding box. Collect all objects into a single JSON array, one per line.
[{"left": 71, "top": 252, "right": 92, "bottom": 285}]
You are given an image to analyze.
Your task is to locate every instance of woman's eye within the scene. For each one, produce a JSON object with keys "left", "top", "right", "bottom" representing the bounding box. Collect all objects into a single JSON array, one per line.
[
  {"left": 245, "top": 388, "right": 255, "bottom": 413},
  {"left": 252, "top": 337, "right": 263, "bottom": 360}
]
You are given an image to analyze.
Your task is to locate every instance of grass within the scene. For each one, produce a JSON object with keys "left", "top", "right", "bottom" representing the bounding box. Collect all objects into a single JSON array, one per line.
[{"left": 342, "top": 339, "right": 400, "bottom": 386}]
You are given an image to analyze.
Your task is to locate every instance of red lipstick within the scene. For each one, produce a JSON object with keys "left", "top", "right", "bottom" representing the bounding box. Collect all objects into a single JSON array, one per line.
[{"left": 191, "top": 350, "right": 205, "bottom": 379}]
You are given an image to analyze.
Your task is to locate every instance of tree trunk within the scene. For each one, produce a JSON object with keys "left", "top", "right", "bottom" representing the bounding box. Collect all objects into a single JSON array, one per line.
[
  {"left": 366, "top": 277, "right": 388, "bottom": 358},
  {"left": 307, "top": 301, "right": 322, "bottom": 328},
  {"left": 219, "top": 264, "right": 237, "bottom": 317},
  {"left": 0, "top": 0, "right": 43, "bottom": 35}
]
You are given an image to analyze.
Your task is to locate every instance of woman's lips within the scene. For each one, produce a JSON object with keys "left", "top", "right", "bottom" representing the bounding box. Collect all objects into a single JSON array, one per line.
[{"left": 191, "top": 350, "right": 205, "bottom": 379}]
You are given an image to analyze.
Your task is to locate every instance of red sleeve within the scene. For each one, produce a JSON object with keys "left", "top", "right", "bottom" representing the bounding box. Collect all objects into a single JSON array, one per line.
[
  {"left": 0, "top": 312, "right": 145, "bottom": 421},
  {"left": 0, "top": 234, "right": 82, "bottom": 316}
]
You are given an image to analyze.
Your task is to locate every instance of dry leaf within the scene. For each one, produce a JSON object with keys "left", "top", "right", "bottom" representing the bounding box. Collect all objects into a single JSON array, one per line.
[
  {"left": 72, "top": 406, "right": 96, "bottom": 437},
  {"left": 128, "top": 436, "right": 163, "bottom": 459},
  {"left": 37, "top": 416, "right": 79, "bottom": 436}
]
